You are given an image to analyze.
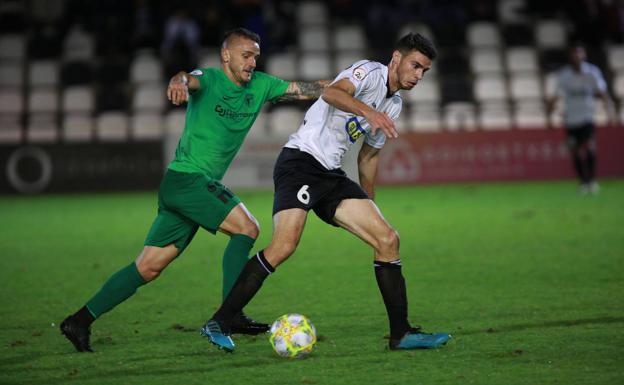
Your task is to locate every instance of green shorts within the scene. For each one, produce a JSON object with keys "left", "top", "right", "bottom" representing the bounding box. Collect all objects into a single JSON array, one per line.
[{"left": 144, "top": 169, "right": 241, "bottom": 253}]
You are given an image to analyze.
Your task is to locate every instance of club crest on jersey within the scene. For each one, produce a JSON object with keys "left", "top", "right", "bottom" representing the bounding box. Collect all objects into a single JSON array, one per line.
[
  {"left": 345, "top": 116, "right": 365, "bottom": 143},
  {"left": 353, "top": 66, "right": 367, "bottom": 81}
]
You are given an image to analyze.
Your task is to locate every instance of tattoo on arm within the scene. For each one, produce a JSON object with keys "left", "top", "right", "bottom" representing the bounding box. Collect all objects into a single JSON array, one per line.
[{"left": 278, "top": 80, "right": 331, "bottom": 101}]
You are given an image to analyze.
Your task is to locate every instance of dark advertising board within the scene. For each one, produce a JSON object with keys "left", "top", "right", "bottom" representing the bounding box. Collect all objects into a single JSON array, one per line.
[{"left": 0, "top": 142, "right": 163, "bottom": 193}]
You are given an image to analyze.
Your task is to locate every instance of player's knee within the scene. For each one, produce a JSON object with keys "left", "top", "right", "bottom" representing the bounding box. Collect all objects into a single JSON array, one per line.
[
  {"left": 230, "top": 216, "right": 260, "bottom": 239},
  {"left": 244, "top": 221, "right": 260, "bottom": 239},
  {"left": 135, "top": 252, "right": 169, "bottom": 282},
  {"left": 137, "top": 263, "right": 162, "bottom": 282},
  {"left": 273, "top": 240, "right": 298, "bottom": 260},
  {"left": 378, "top": 228, "right": 400, "bottom": 253}
]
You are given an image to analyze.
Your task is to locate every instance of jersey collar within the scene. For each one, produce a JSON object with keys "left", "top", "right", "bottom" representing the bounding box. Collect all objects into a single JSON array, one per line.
[
  {"left": 383, "top": 65, "right": 395, "bottom": 98},
  {"left": 218, "top": 68, "right": 251, "bottom": 90}
]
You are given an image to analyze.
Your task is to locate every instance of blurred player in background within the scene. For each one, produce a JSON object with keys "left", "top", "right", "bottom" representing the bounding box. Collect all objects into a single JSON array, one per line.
[
  {"left": 201, "top": 33, "right": 451, "bottom": 352},
  {"left": 547, "top": 44, "right": 616, "bottom": 194},
  {"left": 60, "top": 28, "right": 329, "bottom": 352}
]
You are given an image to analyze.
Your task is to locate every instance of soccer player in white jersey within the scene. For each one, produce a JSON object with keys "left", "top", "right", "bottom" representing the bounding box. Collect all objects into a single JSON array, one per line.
[
  {"left": 547, "top": 44, "right": 616, "bottom": 194},
  {"left": 200, "top": 33, "right": 451, "bottom": 352}
]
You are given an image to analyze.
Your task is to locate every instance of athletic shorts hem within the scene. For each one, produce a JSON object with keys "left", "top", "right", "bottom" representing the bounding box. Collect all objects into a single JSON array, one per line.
[{"left": 272, "top": 148, "right": 369, "bottom": 226}]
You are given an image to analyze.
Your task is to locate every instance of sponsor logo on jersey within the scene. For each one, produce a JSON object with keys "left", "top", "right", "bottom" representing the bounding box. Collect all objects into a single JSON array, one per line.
[
  {"left": 214, "top": 104, "right": 255, "bottom": 122},
  {"left": 245, "top": 93, "right": 254, "bottom": 106},
  {"left": 190, "top": 69, "right": 203, "bottom": 76},
  {"left": 345, "top": 116, "right": 365, "bottom": 143},
  {"left": 353, "top": 66, "right": 367, "bottom": 81},
  {"left": 222, "top": 94, "right": 237, "bottom": 101}
]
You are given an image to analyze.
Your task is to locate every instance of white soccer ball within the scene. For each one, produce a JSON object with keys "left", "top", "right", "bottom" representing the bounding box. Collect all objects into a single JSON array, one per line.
[{"left": 269, "top": 314, "right": 317, "bottom": 358}]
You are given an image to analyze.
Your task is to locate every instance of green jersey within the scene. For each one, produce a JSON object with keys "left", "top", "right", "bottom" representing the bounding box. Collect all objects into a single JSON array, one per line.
[{"left": 168, "top": 68, "right": 290, "bottom": 179}]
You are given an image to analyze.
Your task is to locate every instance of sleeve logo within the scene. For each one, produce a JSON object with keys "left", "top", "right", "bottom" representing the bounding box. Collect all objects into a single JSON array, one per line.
[
  {"left": 345, "top": 116, "right": 365, "bottom": 143},
  {"left": 353, "top": 67, "right": 367, "bottom": 81},
  {"left": 190, "top": 69, "right": 203, "bottom": 76}
]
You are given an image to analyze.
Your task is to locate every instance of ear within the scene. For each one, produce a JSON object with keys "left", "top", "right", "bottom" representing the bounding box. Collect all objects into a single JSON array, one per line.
[
  {"left": 392, "top": 50, "right": 401, "bottom": 65},
  {"left": 221, "top": 47, "right": 230, "bottom": 63}
]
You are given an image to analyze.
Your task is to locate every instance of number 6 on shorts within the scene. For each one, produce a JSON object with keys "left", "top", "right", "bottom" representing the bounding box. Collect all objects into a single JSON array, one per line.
[{"left": 297, "top": 185, "right": 310, "bottom": 204}]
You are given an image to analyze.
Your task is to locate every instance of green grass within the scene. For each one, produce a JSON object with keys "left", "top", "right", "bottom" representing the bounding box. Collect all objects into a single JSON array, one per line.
[{"left": 1, "top": 180, "right": 623, "bottom": 385}]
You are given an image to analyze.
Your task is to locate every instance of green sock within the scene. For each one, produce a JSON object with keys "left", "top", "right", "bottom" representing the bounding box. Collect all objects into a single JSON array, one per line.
[
  {"left": 86, "top": 262, "right": 147, "bottom": 318},
  {"left": 222, "top": 234, "right": 256, "bottom": 300}
]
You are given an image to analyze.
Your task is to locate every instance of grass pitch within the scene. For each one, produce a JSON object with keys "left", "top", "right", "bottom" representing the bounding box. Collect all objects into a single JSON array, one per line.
[{"left": 1, "top": 180, "right": 623, "bottom": 385}]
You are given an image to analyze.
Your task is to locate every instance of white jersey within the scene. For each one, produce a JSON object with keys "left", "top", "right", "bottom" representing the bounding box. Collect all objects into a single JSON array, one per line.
[
  {"left": 555, "top": 62, "right": 607, "bottom": 127},
  {"left": 285, "top": 60, "right": 402, "bottom": 170}
]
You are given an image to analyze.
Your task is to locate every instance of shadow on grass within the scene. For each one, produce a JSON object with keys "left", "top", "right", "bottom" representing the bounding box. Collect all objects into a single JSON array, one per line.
[
  {"left": 458, "top": 316, "right": 624, "bottom": 335},
  {"left": 35, "top": 355, "right": 299, "bottom": 385},
  {"left": 1, "top": 338, "right": 366, "bottom": 385}
]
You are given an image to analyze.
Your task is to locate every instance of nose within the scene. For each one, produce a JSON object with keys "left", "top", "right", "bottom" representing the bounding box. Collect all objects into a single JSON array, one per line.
[
  {"left": 249, "top": 57, "right": 257, "bottom": 69},
  {"left": 415, "top": 68, "right": 424, "bottom": 80}
]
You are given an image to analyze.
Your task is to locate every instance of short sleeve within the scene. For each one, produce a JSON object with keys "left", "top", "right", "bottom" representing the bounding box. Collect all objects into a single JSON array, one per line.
[
  {"left": 334, "top": 61, "right": 384, "bottom": 98},
  {"left": 261, "top": 72, "right": 290, "bottom": 103},
  {"left": 189, "top": 68, "right": 209, "bottom": 94}
]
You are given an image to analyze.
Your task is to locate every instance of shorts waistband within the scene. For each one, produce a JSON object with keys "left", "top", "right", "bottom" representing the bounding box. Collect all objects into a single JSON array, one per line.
[{"left": 281, "top": 147, "right": 341, "bottom": 173}]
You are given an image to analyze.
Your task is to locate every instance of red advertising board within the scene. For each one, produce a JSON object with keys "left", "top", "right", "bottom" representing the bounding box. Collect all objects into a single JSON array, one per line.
[{"left": 377, "top": 125, "right": 624, "bottom": 184}]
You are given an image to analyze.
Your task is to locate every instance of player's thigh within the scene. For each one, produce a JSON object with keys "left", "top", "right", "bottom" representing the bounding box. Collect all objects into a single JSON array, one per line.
[
  {"left": 312, "top": 175, "right": 369, "bottom": 226},
  {"left": 565, "top": 127, "right": 581, "bottom": 149},
  {"left": 163, "top": 172, "right": 242, "bottom": 234},
  {"left": 579, "top": 124, "right": 596, "bottom": 150},
  {"left": 264, "top": 208, "right": 308, "bottom": 267},
  {"left": 333, "top": 198, "right": 398, "bottom": 252},
  {"left": 144, "top": 207, "right": 199, "bottom": 256},
  {"left": 566, "top": 124, "right": 594, "bottom": 150},
  {"left": 218, "top": 202, "right": 259, "bottom": 238},
  {"left": 272, "top": 148, "right": 337, "bottom": 216}
]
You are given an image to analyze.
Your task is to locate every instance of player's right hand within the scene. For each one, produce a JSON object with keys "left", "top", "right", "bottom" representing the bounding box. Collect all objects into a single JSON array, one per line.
[
  {"left": 167, "top": 75, "right": 189, "bottom": 106},
  {"left": 365, "top": 110, "right": 398, "bottom": 138}
]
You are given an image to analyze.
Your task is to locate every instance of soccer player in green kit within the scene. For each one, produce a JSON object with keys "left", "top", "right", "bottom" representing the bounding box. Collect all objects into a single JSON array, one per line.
[{"left": 60, "top": 28, "right": 329, "bottom": 352}]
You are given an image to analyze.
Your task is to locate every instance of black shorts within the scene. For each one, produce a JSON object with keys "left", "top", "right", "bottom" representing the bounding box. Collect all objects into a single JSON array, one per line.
[
  {"left": 566, "top": 122, "right": 595, "bottom": 146},
  {"left": 272, "top": 147, "right": 369, "bottom": 226}
]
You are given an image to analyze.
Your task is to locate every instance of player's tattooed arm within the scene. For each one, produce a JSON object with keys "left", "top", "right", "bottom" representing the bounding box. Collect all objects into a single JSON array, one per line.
[
  {"left": 276, "top": 80, "right": 331, "bottom": 101},
  {"left": 167, "top": 71, "right": 201, "bottom": 106}
]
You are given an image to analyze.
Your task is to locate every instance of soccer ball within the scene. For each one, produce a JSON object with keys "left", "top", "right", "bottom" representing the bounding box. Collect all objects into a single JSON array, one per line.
[{"left": 269, "top": 314, "right": 317, "bottom": 358}]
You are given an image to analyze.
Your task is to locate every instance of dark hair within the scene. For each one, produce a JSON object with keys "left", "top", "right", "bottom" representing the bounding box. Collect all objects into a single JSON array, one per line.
[
  {"left": 395, "top": 33, "right": 437, "bottom": 60},
  {"left": 222, "top": 28, "right": 261, "bottom": 47}
]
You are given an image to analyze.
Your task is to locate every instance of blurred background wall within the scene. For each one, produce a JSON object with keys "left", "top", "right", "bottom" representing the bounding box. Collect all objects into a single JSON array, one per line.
[{"left": 0, "top": 0, "right": 623, "bottom": 193}]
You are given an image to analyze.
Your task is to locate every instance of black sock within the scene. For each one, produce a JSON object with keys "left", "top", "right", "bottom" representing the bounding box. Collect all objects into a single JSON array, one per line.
[
  {"left": 72, "top": 306, "right": 95, "bottom": 328},
  {"left": 572, "top": 151, "right": 587, "bottom": 183},
  {"left": 212, "top": 250, "right": 274, "bottom": 329},
  {"left": 374, "top": 260, "right": 411, "bottom": 340},
  {"left": 586, "top": 148, "right": 596, "bottom": 181}
]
